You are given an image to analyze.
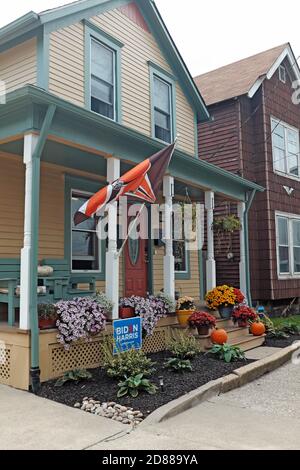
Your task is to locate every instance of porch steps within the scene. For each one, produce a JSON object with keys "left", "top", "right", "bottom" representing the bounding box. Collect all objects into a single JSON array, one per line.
[{"left": 171, "top": 316, "right": 265, "bottom": 352}]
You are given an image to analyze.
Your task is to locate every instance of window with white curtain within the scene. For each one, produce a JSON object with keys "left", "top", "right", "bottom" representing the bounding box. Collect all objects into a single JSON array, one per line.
[
  {"left": 276, "top": 214, "right": 300, "bottom": 276},
  {"left": 91, "top": 38, "right": 115, "bottom": 120},
  {"left": 153, "top": 75, "right": 173, "bottom": 143},
  {"left": 271, "top": 118, "right": 300, "bottom": 177}
]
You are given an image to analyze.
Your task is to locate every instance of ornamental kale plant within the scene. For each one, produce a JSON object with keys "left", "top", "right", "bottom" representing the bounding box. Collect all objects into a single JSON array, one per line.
[
  {"left": 55, "top": 297, "right": 107, "bottom": 349},
  {"left": 119, "top": 293, "right": 172, "bottom": 336}
]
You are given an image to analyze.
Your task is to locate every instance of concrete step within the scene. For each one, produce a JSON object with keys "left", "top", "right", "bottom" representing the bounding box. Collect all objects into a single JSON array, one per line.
[{"left": 228, "top": 334, "right": 266, "bottom": 352}]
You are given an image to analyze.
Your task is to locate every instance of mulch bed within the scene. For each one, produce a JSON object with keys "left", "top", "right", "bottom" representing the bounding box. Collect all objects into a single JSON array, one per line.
[
  {"left": 39, "top": 351, "right": 252, "bottom": 417},
  {"left": 264, "top": 334, "right": 300, "bottom": 348}
]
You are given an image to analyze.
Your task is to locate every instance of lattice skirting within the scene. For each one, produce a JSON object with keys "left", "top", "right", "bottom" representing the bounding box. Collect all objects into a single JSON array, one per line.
[{"left": 0, "top": 316, "right": 177, "bottom": 389}]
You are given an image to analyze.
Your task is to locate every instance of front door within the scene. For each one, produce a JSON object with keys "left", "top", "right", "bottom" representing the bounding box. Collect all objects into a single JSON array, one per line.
[{"left": 124, "top": 212, "right": 148, "bottom": 297}]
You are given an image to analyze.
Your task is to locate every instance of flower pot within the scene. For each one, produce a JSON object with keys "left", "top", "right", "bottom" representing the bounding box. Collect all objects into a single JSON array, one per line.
[
  {"left": 38, "top": 318, "right": 57, "bottom": 330},
  {"left": 119, "top": 307, "right": 135, "bottom": 319},
  {"left": 218, "top": 305, "right": 233, "bottom": 319},
  {"left": 197, "top": 326, "right": 210, "bottom": 336},
  {"left": 237, "top": 320, "right": 248, "bottom": 328},
  {"left": 176, "top": 309, "right": 194, "bottom": 327}
]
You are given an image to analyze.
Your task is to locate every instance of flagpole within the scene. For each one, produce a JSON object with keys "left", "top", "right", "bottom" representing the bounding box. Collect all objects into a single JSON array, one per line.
[
  {"left": 116, "top": 138, "right": 179, "bottom": 259},
  {"left": 116, "top": 202, "right": 146, "bottom": 259}
]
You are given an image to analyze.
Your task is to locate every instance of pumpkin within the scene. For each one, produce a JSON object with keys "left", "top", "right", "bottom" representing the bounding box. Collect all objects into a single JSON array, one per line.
[
  {"left": 250, "top": 322, "right": 266, "bottom": 336},
  {"left": 211, "top": 328, "right": 228, "bottom": 345}
]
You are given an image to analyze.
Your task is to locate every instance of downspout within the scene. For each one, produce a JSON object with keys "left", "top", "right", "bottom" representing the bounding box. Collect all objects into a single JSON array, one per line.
[
  {"left": 30, "top": 104, "right": 56, "bottom": 393},
  {"left": 244, "top": 189, "right": 257, "bottom": 307}
]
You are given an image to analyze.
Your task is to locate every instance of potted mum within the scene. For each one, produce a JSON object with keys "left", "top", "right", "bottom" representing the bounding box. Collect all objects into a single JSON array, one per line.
[
  {"left": 232, "top": 306, "right": 257, "bottom": 328},
  {"left": 38, "top": 303, "right": 58, "bottom": 330},
  {"left": 205, "top": 285, "right": 236, "bottom": 319},
  {"left": 188, "top": 311, "right": 217, "bottom": 335},
  {"left": 233, "top": 288, "right": 245, "bottom": 305},
  {"left": 176, "top": 296, "right": 195, "bottom": 327}
]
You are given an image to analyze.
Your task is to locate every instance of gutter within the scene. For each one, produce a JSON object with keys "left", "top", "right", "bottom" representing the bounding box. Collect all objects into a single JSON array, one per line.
[{"left": 0, "top": 12, "right": 40, "bottom": 46}]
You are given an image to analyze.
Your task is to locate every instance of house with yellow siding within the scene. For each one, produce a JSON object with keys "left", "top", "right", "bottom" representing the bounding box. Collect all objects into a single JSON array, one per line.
[{"left": 0, "top": 0, "right": 263, "bottom": 390}]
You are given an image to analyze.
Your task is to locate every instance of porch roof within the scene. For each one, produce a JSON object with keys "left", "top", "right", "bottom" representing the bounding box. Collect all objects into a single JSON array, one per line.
[{"left": 0, "top": 85, "right": 264, "bottom": 201}]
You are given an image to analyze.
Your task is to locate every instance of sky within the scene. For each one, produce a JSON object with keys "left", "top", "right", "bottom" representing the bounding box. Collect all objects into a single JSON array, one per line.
[{"left": 1, "top": 0, "right": 300, "bottom": 76}]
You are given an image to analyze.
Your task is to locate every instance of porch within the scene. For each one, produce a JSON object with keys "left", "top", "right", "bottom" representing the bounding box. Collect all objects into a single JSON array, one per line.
[{"left": 0, "top": 85, "right": 264, "bottom": 389}]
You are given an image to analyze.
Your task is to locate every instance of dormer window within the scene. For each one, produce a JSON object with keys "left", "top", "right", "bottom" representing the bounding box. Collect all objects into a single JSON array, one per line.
[{"left": 279, "top": 65, "right": 286, "bottom": 83}]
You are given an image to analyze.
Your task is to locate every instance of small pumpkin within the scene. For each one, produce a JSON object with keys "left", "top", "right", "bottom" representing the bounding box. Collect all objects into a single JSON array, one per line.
[
  {"left": 211, "top": 328, "right": 228, "bottom": 345},
  {"left": 250, "top": 322, "right": 266, "bottom": 337}
]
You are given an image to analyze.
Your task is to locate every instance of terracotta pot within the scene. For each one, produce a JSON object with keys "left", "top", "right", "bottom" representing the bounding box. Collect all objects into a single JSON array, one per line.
[
  {"left": 38, "top": 318, "right": 57, "bottom": 330},
  {"left": 176, "top": 309, "right": 194, "bottom": 327},
  {"left": 197, "top": 326, "right": 210, "bottom": 336},
  {"left": 119, "top": 307, "right": 135, "bottom": 319},
  {"left": 237, "top": 320, "right": 248, "bottom": 328},
  {"left": 218, "top": 305, "right": 233, "bottom": 319}
]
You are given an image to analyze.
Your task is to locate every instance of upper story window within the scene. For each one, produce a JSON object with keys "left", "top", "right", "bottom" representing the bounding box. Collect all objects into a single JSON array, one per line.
[
  {"left": 279, "top": 65, "right": 286, "bottom": 83},
  {"left": 91, "top": 38, "right": 116, "bottom": 120},
  {"left": 149, "top": 62, "right": 176, "bottom": 144},
  {"left": 271, "top": 118, "right": 300, "bottom": 178},
  {"left": 153, "top": 75, "right": 173, "bottom": 143},
  {"left": 84, "top": 21, "right": 123, "bottom": 123}
]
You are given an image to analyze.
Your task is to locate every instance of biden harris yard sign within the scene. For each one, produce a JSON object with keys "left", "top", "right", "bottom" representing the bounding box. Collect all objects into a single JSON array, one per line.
[{"left": 113, "top": 317, "right": 142, "bottom": 354}]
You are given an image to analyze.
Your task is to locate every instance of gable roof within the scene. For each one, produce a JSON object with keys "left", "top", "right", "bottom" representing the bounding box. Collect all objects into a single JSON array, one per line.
[
  {"left": 0, "top": 0, "right": 210, "bottom": 122},
  {"left": 194, "top": 43, "right": 300, "bottom": 106}
]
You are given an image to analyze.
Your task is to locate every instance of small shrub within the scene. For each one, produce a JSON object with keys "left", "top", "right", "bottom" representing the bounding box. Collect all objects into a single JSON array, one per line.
[
  {"left": 117, "top": 374, "right": 158, "bottom": 398},
  {"left": 260, "top": 313, "right": 290, "bottom": 338},
  {"left": 208, "top": 343, "right": 246, "bottom": 363},
  {"left": 281, "top": 322, "right": 300, "bottom": 335},
  {"left": 166, "top": 331, "right": 200, "bottom": 359},
  {"left": 102, "top": 338, "right": 155, "bottom": 379},
  {"left": 165, "top": 357, "right": 193, "bottom": 372},
  {"left": 55, "top": 369, "right": 92, "bottom": 387}
]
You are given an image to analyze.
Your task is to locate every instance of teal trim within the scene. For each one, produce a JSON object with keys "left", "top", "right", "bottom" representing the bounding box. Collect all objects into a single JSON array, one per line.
[
  {"left": 64, "top": 174, "right": 106, "bottom": 281},
  {"left": 149, "top": 62, "right": 177, "bottom": 143},
  {"left": 175, "top": 246, "right": 191, "bottom": 280},
  {"left": 244, "top": 189, "right": 257, "bottom": 307},
  {"left": 30, "top": 104, "right": 56, "bottom": 372},
  {"left": 0, "top": 28, "right": 40, "bottom": 53},
  {"left": 0, "top": 86, "right": 265, "bottom": 201},
  {"left": 37, "top": 27, "right": 49, "bottom": 90},
  {"left": 0, "top": 12, "right": 39, "bottom": 47},
  {"left": 84, "top": 21, "right": 122, "bottom": 123},
  {"left": 147, "top": 61, "right": 177, "bottom": 82}
]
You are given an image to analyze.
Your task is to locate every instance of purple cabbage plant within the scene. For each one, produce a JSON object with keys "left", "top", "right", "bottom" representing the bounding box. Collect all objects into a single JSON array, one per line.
[{"left": 55, "top": 297, "right": 107, "bottom": 349}]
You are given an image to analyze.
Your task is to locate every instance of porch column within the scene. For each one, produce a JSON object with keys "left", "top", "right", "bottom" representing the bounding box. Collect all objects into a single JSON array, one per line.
[
  {"left": 238, "top": 201, "right": 247, "bottom": 295},
  {"left": 205, "top": 191, "right": 216, "bottom": 291},
  {"left": 20, "top": 134, "right": 38, "bottom": 330},
  {"left": 106, "top": 157, "right": 120, "bottom": 320},
  {"left": 163, "top": 175, "right": 175, "bottom": 300}
]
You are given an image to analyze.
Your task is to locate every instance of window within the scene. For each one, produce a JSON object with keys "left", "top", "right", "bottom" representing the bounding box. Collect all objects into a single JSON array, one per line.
[
  {"left": 71, "top": 192, "right": 100, "bottom": 271},
  {"left": 173, "top": 240, "right": 188, "bottom": 273},
  {"left": 153, "top": 75, "right": 173, "bottom": 143},
  {"left": 279, "top": 65, "right": 286, "bottom": 83},
  {"left": 276, "top": 214, "right": 300, "bottom": 276},
  {"left": 271, "top": 118, "right": 300, "bottom": 177},
  {"left": 91, "top": 38, "right": 115, "bottom": 120}
]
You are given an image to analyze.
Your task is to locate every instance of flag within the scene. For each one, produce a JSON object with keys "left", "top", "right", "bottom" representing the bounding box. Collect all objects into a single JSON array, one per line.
[{"left": 74, "top": 142, "right": 176, "bottom": 226}]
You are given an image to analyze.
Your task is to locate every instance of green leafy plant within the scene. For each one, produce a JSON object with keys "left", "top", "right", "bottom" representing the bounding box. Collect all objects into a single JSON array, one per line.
[
  {"left": 117, "top": 374, "right": 158, "bottom": 398},
  {"left": 259, "top": 313, "right": 290, "bottom": 339},
  {"left": 55, "top": 369, "right": 92, "bottom": 387},
  {"left": 208, "top": 343, "right": 246, "bottom": 363},
  {"left": 38, "top": 303, "right": 57, "bottom": 320},
  {"left": 212, "top": 214, "right": 241, "bottom": 234},
  {"left": 166, "top": 331, "right": 200, "bottom": 359},
  {"left": 281, "top": 322, "right": 300, "bottom": 335},
  {"left": 165, "top": 357, "right": 193, "bottom": 372},
  {"left": 102, "top": 338, "right": 155, "bottom": 379}
]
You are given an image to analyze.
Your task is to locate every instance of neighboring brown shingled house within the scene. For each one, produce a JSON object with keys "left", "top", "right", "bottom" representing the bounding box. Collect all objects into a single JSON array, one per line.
[{"left": 195, "top": 44, "right": 300, "bottom": 304}]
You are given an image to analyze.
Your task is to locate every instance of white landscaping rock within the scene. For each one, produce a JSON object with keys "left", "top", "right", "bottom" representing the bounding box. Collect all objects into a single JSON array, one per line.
[{"left": 75, "top": 398, "right": 145, "bottom": 425}]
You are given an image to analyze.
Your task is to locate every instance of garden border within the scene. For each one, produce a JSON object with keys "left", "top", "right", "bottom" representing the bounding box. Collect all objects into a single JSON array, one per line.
[{"left": 141, "top": 342, "right": 300, "bottom": 425}]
